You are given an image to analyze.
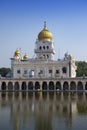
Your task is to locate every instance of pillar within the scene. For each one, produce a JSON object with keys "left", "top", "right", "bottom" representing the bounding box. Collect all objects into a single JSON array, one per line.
[
  {"left": 61, "top": 82, "right": 63, "bottom": 91},
  {"left": 54, "top": 81, "right": 56, "bottom": 91},
  {"left": 0, "top": 81, "right": 1, "bottom": 91},
  {"left": 19, "top": 82, "right": 22, "bottom": 91},
  {"left": 83, "top": 81, "right": 86, "bottom": 91},
  {"left": 6, "top": 82, "right": 8, "bottom": 91},
  {"left": 68, "top": 81, "right": 70, "bottom": 91}
]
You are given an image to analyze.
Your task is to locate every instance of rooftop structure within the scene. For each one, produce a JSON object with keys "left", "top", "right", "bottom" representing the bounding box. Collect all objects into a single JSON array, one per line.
[{"left": 11, "top": 22, "right": 77, "bottom": 79}]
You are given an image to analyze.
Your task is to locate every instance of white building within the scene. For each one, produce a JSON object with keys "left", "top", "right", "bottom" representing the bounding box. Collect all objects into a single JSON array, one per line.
[{"left": 11, "top": 22, "right": 77, "bottom": 79}]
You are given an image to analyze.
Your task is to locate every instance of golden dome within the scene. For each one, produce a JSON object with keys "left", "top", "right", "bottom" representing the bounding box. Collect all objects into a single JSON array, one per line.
[
  {"left": 14, "top": 49, "right": 20, "bottom": 56},
  {"left": 38, "top": 22, "right": 53, "bottom": 41},
  {"left": 23, "top": 54, "right": 29, "bottom": 60}
]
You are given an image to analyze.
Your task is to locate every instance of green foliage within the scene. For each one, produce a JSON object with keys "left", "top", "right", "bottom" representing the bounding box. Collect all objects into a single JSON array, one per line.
[
  {"left": 76, "top": 61, "right": 87, "bottom": 77},
  {"left": 0, "top": 68, "right": 11, "bottom": 77}
]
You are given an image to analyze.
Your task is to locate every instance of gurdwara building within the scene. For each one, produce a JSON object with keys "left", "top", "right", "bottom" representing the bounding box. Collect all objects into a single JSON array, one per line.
[{"left": 11, "top": 22, "right": 77, "bottom": 79}]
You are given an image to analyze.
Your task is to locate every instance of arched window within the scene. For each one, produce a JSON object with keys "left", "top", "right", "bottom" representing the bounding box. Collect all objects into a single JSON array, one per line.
[
  {"left": 47, "top": 46, "right": 49, "bottom": 50},
  {"left": 14, "top": 82, "right": 20, "bottom": 90},
  {"left": 47, "top": 55, "right": 49, "bottom": 58},
  {"left": 35, "top": 81, "right": 40, "bottom": 90},
  {"left": 56, "top": 70, "right": 59, "bottom": 74},
  {"left": 62, "top": 67, "right": 67, "bottom": 73},
  {"left": 39, "top": 46, "right": 42, "bottom": 50},
  {"left": 63, "top": 81, "right": 69, "bottom": 91},
  {"left": 42, "top": 82, "right": 47, "bottom": 90},
  {"left": 43, "top": 46, "right": 45, "bottom": 50}
]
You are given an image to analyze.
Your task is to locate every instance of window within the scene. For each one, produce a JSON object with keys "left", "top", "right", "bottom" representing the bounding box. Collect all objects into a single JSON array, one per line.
[
  {"left": 47, "top": 55, "right": 49, "bottom": 58},
  {"left": 56, "top": 70, "right": 59, "bottom": 74},
  {"left": 24, "top": 70, "right": 27, "bottom": 74},
  {"left": 17, "top": 70, "right": 20, "bottom": 74},
  {"left": 43, "top": 46, "right": 45, "bottom": 50},
  {"left": 39, "top": 46, "right": 42, "bottom": 50},
  {"left": 47, "top": 46, "right": 49, "bottom": 49},
  {"left": 62, "top": 67, "right": 67, "bottom": 73},
  {"left": 40, "top": 70, "right": 43, "bottom": 74},
  {"left": 49, "top": 70, "right": 52, "bottom": 73}
]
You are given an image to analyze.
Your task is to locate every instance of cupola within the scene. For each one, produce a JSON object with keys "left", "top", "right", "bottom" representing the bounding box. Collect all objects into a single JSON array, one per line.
[
  {"left": 38, "top": 22, "right": 53, "bottom": 41},
  {"left": 14, "top": 49, "right": 21, "bottom": 57},
  {"left": 23, "top": 54, "right": 29, "bottom": 60}
]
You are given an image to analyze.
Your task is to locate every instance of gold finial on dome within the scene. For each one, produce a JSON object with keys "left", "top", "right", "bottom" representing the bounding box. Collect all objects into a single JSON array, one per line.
[
  {"left": 23, "top": 53, "right": 29, "bottom": 60},
  {"left": 38, "top": 22, "right": 53, "bottom": 41},
  {"left": 14, "top": 49, "right": 20, "bottom": 57}
]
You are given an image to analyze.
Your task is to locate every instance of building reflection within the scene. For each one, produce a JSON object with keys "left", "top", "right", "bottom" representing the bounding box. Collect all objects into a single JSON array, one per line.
[{"left": 0, "top": 92, "right": 87, "bottom": 130}]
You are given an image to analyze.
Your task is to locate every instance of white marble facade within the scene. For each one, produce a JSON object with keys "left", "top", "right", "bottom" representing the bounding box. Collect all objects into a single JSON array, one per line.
[{"left": 11, "top": 22, "right": 77, "bottom": 78}]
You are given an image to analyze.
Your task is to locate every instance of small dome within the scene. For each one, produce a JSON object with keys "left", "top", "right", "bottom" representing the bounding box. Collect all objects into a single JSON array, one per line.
[
  {"left": 14, "top": 49, "right": 20, "bottom": 56},
  {"left": 38, "top": 22, "right": 53, "bottom": 41},
  {"left": 23, "top": 54, "right": 29, "bottom": 60}
]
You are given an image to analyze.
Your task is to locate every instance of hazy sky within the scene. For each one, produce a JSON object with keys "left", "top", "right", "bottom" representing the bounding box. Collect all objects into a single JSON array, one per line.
[{"left": 0, "top": 0, "right": 87, "bottom": 67}]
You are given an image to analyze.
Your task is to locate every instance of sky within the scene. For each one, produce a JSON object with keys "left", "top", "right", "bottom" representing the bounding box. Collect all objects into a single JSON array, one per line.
[{"left": 0, "top": 0, "right": 87, "bottom": 67}]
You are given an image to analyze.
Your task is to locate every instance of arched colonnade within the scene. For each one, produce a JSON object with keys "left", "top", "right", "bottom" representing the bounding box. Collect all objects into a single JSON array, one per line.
[{"left": 0, "top": 79, "right": 87, "bottom": 91}]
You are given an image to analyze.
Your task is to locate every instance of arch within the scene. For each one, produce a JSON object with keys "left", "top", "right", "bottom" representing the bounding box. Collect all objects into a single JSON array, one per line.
[
  {"left": 47, "top": 46, "right": 49, "bottom": 50},
  {"left": 39, "top": 46, "right": 42, "bottom": 50},
  {"left": 47, "top": 55, "right": 49, "bottom": 59},
  {"left": 28, "top": 82, "right": 33, "bottom": 90},
  {"left": 42, "top": 81, "right": 47, "bottom": 90},
  {"left": 14, "top": 82, "right": 20, "bottom": 90},
  {"left": 62, "top": 67, "right": 67, "bottom": 73},
  {"left": 63, "top": 81, "right": 69, "bottom": 91},
  {"left": 49, "top": 81, "right": 54, "bottom": 90},
  {"left": 22, "top": 82, "right": 27, "bottom": 90},
  {"left": 70, "top": 81, "right": 76, "bottom": 90},
  {"left": 43, "top": 46, "right": 45, "bottom": 50},
  {"left": 8, "top": 82, "right": 13, "bottom": 91},
  {"left": 85, "top": 82, "right": 87, "bottom": 90},
  {"left": 35, "top": 81, "right": 40, "bottom": 90},
  {"left": 77, "top": 81, "right": 83, "bottom": 90},
  {"left": 56, "top": 81, "right": 61, "bottom": 90},
  {"left": 1, "top": 82, "right": 6, "bottom": 90}
]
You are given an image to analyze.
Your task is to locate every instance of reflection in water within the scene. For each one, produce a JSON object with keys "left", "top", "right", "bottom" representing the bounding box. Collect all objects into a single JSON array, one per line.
[{"left": 0, "top": 92, "right": 87, "bottom": 130}]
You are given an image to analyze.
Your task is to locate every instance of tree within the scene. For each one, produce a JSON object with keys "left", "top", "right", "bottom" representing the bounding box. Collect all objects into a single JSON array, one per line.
[
  {"left": 0, "top": 68, "right": 11, "bottom": 77},
  {"left": 76, "top": 61, "right": 87, "bottom": 77}
]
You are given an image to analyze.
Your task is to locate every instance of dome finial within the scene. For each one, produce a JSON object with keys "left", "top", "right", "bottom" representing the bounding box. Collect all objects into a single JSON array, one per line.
[
  {"left": 38, "top": 22, "right": 53, "bottom": 41},
  {"left": 44, "top": 21, "right": 46, "bottom": 29}
]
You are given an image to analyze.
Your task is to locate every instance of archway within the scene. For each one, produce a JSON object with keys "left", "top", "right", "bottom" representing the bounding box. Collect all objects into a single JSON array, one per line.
[
  {"left": 63, "top": 81, "right": 69, "bottom": 91},
  {"left": 35, "top": 81, "right": 40, "bottom": 90},
  {"left": 85, "top": 82, "right": 87, "bottom": 90},
  {"left": 70, "top": 81, "right": 76, "bottom": 91},
  {"left": 42, "top": 82, "right": 47, "bottom": 90},
  {"left": 56, "top": 81, "right": 61, "bottom": 90},
  {"left": 1, "top": 82, "right": 6, "bottom": 90},
  {"left": 49, "top": 81, "right": 54, "bottom": 90},
  {"left": 14, "top": 82, "right": 20, "bottom": 90},
  {"left": 28, "top": 82, "right": 33, "bottom": 90},
  {"left": 8, "top": 82, "right": 13, "bottom": 91},
  {"left": 22, "top": 82, "right": 27, "bottom": 91},
  {"left": 77, "top": 81, "right": 83, "bottom": 91}
]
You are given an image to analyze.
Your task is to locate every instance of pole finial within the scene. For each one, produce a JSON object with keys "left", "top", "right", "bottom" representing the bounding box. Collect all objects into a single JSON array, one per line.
[{"left": 44, "top": 21, "right": 46, "bottom": 29}]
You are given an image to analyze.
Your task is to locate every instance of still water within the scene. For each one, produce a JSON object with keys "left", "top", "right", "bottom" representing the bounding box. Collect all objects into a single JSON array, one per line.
[{"left": 0, "top": 92, "right": 87, "bottom": 130}]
